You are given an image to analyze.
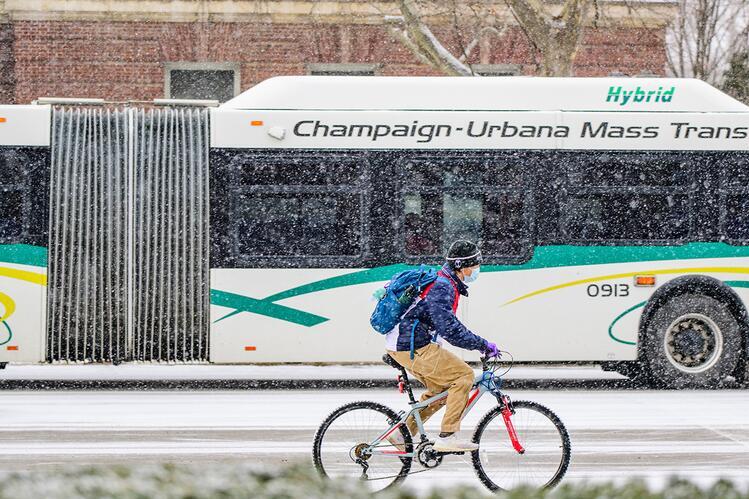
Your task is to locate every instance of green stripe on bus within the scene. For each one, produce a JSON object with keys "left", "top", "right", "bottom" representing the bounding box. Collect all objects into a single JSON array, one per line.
[
  {"left": 0, "top": 244, "right": 47, "bottom": 268},
  {"left": 608, "top": 301, "right": 646, "bottom": 346},
  {"left": 724, "top": 280, "right": 749, "bottom": 288},
  {"left": 483, "top": 242, "right": 749, "bottom": 273},
  {"left": 0, "top": 320, "right": 12, "bottom": 346},
  {"left": 262, "top": 264, "right": 413, "bottom": 302},
  {"left": 210, "top": 289, "right": 328, "bottom": 327}
]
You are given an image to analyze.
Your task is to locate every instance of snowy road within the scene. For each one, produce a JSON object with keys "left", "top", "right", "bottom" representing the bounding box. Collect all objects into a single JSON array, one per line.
[{"left": 1, "top": 389, "right": 748, "bottom": 492}]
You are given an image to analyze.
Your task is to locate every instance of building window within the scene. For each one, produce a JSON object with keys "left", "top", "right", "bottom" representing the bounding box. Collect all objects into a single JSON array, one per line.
[
  {"left": 164, "top": 63, "right": 240, "bottom": 103},
  {"left": 471, "top": 64, "right": 521, "bottom": 76},
  {"left": 307, "top": 63, "right": 379, "bottom": 76}
]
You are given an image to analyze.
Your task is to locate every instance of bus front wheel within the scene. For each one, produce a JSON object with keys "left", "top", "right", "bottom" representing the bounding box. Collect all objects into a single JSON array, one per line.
[{"left": 643, "top": 293, "right": 743, "bottom": 389}]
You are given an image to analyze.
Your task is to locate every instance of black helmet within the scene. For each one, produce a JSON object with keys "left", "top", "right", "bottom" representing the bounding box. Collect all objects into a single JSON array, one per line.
[{"left": 446, "top": 240, "right": 482, "bottom": 269}]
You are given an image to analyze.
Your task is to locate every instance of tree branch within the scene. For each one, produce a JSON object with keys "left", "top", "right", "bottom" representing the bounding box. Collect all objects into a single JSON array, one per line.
[{"left": 394, "top": 0, "right": 473, "bottom": 76}]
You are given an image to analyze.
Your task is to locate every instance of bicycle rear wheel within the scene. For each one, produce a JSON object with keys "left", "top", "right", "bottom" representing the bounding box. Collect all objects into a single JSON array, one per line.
[
  {"left": 472, "top": 400, "right": 571, "bottom": 491},
  {"left": 312, "top": 401, "right": 413, "bottom": 492}
]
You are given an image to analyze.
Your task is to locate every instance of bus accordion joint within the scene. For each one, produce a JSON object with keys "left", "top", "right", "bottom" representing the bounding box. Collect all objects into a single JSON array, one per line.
[{"left": 634, "top": 275, "right": 656, "bottom": 286}]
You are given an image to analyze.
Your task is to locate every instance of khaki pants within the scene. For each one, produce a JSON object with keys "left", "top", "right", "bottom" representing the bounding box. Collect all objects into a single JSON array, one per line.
[{"left": 388, "top": 343, "right": 474, "bottom": 435}]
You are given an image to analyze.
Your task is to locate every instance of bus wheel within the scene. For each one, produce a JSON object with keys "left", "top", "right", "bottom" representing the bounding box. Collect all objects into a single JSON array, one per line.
[{"left": 643, "top": 293, "right": 742, "bottom": 389}]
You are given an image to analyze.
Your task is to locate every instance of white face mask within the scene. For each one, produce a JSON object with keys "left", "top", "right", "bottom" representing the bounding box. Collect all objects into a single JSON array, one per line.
[{"left": 464, "top": 266, "right": 480, "bottom": 283}]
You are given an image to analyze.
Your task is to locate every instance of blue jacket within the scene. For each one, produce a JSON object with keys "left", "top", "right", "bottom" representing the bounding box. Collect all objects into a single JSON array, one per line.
[{"left": 395, "top": 263, "right": 488, "bottom": 354}]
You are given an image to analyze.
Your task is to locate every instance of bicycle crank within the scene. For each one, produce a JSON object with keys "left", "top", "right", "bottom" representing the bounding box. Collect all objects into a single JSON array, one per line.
[{"left": 416, "top": 442, "right": 444, "bottom": 468}]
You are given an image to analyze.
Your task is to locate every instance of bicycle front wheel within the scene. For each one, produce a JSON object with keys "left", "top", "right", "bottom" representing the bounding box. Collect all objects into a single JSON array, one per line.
[
  {"left": 312, "top": 401, "right": 413, "bottom": 492},
  {"left": 472, "top": 400, "right": 571, "bottom": 491}
]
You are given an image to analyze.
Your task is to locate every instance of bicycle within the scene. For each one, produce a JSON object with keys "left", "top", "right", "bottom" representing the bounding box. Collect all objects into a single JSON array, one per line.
[{"left": 312, "top": 352, "right": 571, "bottom": 493}]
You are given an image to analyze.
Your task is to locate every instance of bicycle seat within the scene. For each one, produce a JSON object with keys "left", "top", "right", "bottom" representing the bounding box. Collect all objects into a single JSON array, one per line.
[{"left": 382, "top": 353, "right": 405, "bottom": 371}]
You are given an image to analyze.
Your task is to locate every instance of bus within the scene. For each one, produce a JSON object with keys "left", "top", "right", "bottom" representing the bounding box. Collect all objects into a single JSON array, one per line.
[{"left": 1, "top": 76, "right": 749, "bottom": 389}]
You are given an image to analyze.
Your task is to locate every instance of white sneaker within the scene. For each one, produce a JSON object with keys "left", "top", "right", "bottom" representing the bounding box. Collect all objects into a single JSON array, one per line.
[
  {"left": 386, "top": 431, "right": 406, "bottom": 452},
  {"left": 433, "top": 433, "right": 479, "bottom": 452}
]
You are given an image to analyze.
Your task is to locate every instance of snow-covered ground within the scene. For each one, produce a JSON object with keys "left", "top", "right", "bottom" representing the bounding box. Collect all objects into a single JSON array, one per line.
[{"left": 1, "top": 388, "right": 747, "bottom": 493}]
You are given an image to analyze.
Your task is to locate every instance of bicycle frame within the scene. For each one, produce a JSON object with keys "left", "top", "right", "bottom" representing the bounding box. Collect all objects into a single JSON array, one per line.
[{"left": 368, "top": 367, "right": 522, "bottom": 458}]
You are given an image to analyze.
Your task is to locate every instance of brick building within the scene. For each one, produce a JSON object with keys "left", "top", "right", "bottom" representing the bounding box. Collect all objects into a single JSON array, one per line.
[{"left": 0, "top": 0, "right": 675, "bottom": 104}]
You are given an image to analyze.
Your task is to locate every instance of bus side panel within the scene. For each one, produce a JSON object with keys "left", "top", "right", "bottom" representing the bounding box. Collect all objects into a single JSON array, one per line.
[
  {"left": 0, "top": 261, "right": 46, "bottom": 363},
  {"left": 209, "top": 268, "right": 386, "bottom": 363},
  {"left": 472, "top": 257, "right": 749, "bottom": 362},
  {"left": 209, "top": 256, "right": 749, "bottom": 364},
  {"left": 0, "top": 138, "right": 51, "bottom": 364}
]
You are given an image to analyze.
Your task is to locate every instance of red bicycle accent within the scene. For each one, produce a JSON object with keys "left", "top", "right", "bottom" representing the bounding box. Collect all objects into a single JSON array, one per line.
[
  {"left": 397, "top": 375, "right": 404, "bottom": 393},
  {"left": 465, "top": 388, "right": 479, "bottom": 408},
  {"left": 501, "top": 404, "right": 526, "bottom": 454}
]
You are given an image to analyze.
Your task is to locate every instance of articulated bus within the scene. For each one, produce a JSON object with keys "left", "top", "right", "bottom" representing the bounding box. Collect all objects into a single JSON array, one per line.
[{"left": 3, "top": 76, "right": 749, "bottom": 388}]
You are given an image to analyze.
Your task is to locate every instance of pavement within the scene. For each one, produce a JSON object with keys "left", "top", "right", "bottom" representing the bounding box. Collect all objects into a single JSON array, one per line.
[{"left": 1, "top": 388, "right": 748, "bottom": 493}]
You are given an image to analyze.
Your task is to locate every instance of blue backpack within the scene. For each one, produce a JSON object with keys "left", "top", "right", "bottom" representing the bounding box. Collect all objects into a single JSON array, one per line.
[{"left": 370, "top": 265, "right": 439, "bottom": 334}]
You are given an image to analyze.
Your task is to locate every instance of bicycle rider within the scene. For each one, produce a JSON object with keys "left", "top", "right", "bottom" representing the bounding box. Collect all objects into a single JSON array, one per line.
[{"left": 386, "top": 240, "right": 500, "bottom": 452}]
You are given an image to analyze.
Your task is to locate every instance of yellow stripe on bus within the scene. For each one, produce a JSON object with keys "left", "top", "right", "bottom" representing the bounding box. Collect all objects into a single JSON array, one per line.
[
  {"left": 503, "top": 266, "right": 749, "bottom": 306},
  {"left": 0, "top": 291, "right": 14, "bottom": 321},
  {"left": 0, "top": 266, "right": 47, "bottom": 286}
]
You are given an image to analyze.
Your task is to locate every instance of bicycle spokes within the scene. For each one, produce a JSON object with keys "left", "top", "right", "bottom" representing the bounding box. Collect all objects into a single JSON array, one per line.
[
  {"left": 313, "top": 402, "right": 413, "bottom": 492},
  {"left": 473, "top": 400, "right": 571, "bottom": 491}
]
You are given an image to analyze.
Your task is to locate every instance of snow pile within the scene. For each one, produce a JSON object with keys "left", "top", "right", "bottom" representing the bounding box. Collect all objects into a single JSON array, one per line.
[{"left": 0, "top": 464, "right": 746, "bottom": 498}]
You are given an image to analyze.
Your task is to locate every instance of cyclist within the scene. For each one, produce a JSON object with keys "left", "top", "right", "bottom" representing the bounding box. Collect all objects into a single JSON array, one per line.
[{"left": 386, "top": 240, "right": 499, "bottom": 452}]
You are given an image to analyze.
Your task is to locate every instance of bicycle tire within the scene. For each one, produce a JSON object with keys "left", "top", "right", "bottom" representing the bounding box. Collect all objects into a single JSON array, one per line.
[
  {"left": 312, "top": 401, "right": 413, "bottom": 491},
  {"left": 471, "top": 400, "right": 571, "bottom": 491}
]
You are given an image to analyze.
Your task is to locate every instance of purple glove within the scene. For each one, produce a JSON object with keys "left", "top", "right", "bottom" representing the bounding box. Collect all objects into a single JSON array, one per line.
[{"left": 483, "top": 341, "right": 500, "bottom": 358}]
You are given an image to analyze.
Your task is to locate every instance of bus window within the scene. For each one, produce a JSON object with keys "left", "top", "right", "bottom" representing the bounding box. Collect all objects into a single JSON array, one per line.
[
  {"left": 403, "top": 191, "right": 531, "bottom": 259},
  {"left": 563, "top": 192, "right": 690, "bottom": 242},
  {"left": 235, "top": 191, "right": 363, "bottom": 257},
  {"left": 719, "top": 156, "right": 749, "bottom": 242},
  {"left": 723, "top": 194, "right": 749, "bottom": 241},
  {"left": 569, "top": 155, "right": 691, "bottom": 187},
  {"left": 212, "top": 151, "right": 371, "bottom": 267},
  {"left": 0, "top": 187, "right": 23, "bottom": 241},
  {"left": 563, "top": 154, "right": 693, "bottom": 244},
  {"left": 237, "top": 160, "right": 365, "bottom": 186},
  {"left": 0, "top": 148, "right": 47, "bottom": 245},
  {"left": 399, "top": 155, "right": 532, "bottom": 262}
]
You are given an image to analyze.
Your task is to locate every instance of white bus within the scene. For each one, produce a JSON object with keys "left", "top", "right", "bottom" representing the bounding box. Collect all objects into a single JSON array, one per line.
[{"left": 1, "top": 76, "right": 749, "bottom": 388}]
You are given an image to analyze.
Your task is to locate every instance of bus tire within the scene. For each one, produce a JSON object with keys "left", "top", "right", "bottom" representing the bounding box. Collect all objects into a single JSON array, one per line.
[{"left": 643, "top": 293, "right": 742, "bottom": 389}]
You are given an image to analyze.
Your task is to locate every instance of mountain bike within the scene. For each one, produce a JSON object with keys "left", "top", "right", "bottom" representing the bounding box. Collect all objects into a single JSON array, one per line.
[{"left": 312, "top": 352, "right": 571, "bottom": 493}]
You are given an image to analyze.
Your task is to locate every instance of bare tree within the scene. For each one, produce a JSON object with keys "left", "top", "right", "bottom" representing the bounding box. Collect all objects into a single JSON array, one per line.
[
  {"left": 666, "top": 0, "right": 749, "bottom": 84},
  {"left": 383, "top": 0, "right": 505, "bottom": 76},
  {"left": 386, "top": 0, "right": 592, "bottom": 76},
  {"left": 504, "top": 0, "right": 592, "bottom": 76}
]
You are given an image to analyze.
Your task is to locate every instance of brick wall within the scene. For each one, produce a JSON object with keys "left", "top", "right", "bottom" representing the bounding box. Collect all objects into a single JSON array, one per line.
[
  {"left": 8, "top": 20, "right": 667, "bottom": 104},
  {"left": 0, "top": 23, "right": 14, "bottom": 103}
]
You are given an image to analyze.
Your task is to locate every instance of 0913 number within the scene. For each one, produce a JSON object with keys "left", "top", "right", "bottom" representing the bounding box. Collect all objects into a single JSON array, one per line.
[{"left": 587, "top": 283, "right": 629, "bottom": 297}]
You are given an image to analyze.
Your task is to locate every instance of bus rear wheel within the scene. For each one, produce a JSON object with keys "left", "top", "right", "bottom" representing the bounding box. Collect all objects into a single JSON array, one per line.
[{"left": 643, "top": 293, "right": 742, "bottom": 389}]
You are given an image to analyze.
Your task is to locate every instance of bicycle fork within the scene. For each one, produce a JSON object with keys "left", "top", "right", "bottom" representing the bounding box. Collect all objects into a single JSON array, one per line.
[{"left": 499, "top": 395, "right": 525, "bottom": 454}]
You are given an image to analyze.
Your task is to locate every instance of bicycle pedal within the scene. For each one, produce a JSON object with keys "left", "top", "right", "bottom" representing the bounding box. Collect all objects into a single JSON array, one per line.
[{"left": 434, "top": 451, "right": 466, "bottom": 456}]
